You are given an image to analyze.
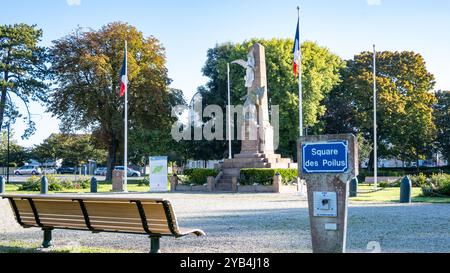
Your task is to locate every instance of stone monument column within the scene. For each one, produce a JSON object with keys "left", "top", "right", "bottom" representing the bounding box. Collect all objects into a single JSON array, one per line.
[{"left": 240, "top": 43, "right": 274, "bottom": 155}]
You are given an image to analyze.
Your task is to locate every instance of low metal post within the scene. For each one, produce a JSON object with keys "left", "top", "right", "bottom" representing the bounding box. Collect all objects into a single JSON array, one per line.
[
  {"left": 150, "top": 237, "right": 161, "bottom": 253},
  {"left": 0, "top": 176, "right": 5, "bottom": 194},
  {"left": 41, "top": 176, "right": 49, "bottom": 194},
  {"left": 42, "top": 228, "right": 53, "bottom": 248},
  {"left": 350, "top": 177, "right": 358, "bottom": 197},
  {"left": 91, "top": 177, "right": 98, "bottom": 193},
  {"left": 400, "top": 176, "right": 412, "bottom": 203}
]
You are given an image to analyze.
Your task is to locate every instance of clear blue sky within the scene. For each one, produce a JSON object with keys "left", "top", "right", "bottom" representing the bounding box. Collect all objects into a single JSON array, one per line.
[{"left": 2, "top": 0, "right": 449, "bottom": 147}]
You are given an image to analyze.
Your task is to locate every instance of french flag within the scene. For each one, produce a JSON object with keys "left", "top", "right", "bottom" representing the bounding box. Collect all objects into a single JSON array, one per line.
[
  {"left": 293, "top": 18, "right": 300, "bottom": 77},
  {"left": 119, "top": 46, "right": 127, "bottom": 97}
]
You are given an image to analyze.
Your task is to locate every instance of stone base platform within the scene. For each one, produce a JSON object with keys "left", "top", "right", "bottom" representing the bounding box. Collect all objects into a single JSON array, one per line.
[{"left": 216, "top": 153, "right": 296, "bottom": 192}]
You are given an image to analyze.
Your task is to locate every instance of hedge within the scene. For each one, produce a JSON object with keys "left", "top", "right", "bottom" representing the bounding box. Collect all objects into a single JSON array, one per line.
[
  {"left": 358, "top": 166, "right": 450, "bottom": 182},
  {"left": 183, "top": 169, "right": 220, "bottom": 185},
  {"left": 240, "top": 169, "right": 298, "bottom": 186}
]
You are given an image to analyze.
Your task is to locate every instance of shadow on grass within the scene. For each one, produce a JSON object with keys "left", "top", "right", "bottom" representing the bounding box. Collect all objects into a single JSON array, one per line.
[{"left": 0, "top": 245, "right": 40, "bottom": 253}]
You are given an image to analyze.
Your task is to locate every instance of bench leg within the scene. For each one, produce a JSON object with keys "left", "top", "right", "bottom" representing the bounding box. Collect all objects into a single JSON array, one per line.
[
  {"left": 42, "top": 228, "right": 53, "bottom": 248},
  {"left": 150, "top": 237, "right": 161, "bottom": 253}
]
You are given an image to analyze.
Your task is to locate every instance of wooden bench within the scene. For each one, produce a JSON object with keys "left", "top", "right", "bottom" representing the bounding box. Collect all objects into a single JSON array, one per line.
[{"left": 1, "top": 194, "right": 205, "bottom": 253}]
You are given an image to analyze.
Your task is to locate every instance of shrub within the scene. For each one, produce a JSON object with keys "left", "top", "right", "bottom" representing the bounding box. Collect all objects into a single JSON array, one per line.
[
  {"left": 138, "top": 177, "right": 150, "bottom": 187},
  {"left": 421, "top": 174, "right": 450, "bottom": 197},
  {"left": 410, "top": 173, "right": 427, "bottom": 187},
  {"left": 183, "top": 169, "right": 194, "bottom": 177},
  {"left": 19, "top": 179, "right": 41, "bottom": 191},
  {"left": 191, "top": 169, "right": 219, "bottom": 185},
  {"left": 18, "top": 175, "right": 90, "bottom": 192},
  {"left": 240, "top": 169, "right": 298, "bottom": 186},
  {"left": 184, "top": 169, "right": 219, "bottom": 185}
]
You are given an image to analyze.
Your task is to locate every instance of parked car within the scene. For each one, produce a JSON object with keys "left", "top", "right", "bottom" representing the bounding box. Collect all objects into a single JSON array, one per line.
[
  {"left": 43, "top": 168, "right": 57, "bottom": 174},
  {"left": 14, "top": 165, "right": 42, "bottom": 176},
  {"left": 57, "top": 167, "right": 76, "bottom": 174},
  {"left": 114, "top": 166, "right": 141, "bottom": 177},
  {"left": 94, "top": 167, "right": 107, "bottom": 176}
]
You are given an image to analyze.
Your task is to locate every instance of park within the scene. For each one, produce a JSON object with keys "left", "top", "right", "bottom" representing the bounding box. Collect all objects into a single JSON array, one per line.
[{"left": 0, "top": 0, "right": 450, "bottom": 259}]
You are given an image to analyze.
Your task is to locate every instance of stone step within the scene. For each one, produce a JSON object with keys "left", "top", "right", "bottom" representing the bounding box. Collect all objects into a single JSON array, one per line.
[
  {"left": 223, "top": 158, "right": 268, "bottom": 164},
  {"left": 221, "top": 176, "right": 235, "bottom": 180},
  {"left": 221, "top": 162, "right": 271, "bottom": 169},
  {"left": 234, "top": 153, "right": 281, "bottom": 159},
  {"left": 216, "top": 178, "right": 233, "bottom": 184},
  {"left": 234, "top": 153, "right": 266, "bottom": 159},
  {"left": 215, "top": 184, "right": 232, "bottom": 191}
]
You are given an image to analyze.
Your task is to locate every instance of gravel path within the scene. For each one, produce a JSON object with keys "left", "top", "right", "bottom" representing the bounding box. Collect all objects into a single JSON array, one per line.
[{"left": 1, "top": 193, "right": 449, "bottom": 253}]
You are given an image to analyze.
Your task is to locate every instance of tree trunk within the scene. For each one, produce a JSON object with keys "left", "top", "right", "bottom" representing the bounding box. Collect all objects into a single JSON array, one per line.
[
  {"left": 106, "top": 136, "right": 118, "bottom": 182},
  {"left": 367, "top": 149, "right": 374, "bottom": 173},
  {"left": 0, "top": 86, "right": 8, "bottom": 131}
]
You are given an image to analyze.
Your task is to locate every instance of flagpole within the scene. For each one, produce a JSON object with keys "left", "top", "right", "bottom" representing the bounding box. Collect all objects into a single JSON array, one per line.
[
  {"left": 373, "top": 44, "right": 378, "bottom": 190},
  {"left": 296, "top": 6, "right": 307, "bottom": 197},
  {"left": 124, "top": 40, "right": 128, "bottom": 192},
  {"left": 298, "top": 6, "right": 303, "bottom": 138},
  {"left": 227, "top": 63, "right": 232, "bottom": 159}
]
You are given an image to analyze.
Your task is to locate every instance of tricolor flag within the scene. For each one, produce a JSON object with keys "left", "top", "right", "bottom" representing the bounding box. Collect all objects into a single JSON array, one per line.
[
  {"left": 292, "top": 18, "right": 301, "bottom": 77},
  {"left": 119, "top": 46, "right": 128, "bottom": 97}
]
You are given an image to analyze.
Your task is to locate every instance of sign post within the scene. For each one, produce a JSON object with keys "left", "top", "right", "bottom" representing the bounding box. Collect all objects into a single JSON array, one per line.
[
  {"left": 149, "top": 156, "right": 169, "bottom": 192},
  {"left": 299, "top": 134, "right": 358, "bottom": 253}
]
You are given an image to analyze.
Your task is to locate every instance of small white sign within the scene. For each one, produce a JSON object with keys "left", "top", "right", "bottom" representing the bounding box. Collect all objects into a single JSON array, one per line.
[
  {"left": 149, "top": 156, "right": 169, "bottom": 192},
  {"left": 314, "top": 192, "right": 338, "bottom": 217}
]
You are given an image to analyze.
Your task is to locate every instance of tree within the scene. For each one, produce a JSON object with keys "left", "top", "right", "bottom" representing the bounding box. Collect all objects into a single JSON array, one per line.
[
  {"left": 0, "top": 130, "right": 29, "bottom": 167},
  {"left": 32, "top": 134, "right": 106, "bottom": 167},
  {"left": 192, "top": 39, "right": 344, "bottom": 160},
  {"left": 434, "top": 91, "right": 450, "bottom": 162},
  {"left": 48, "top": 22, "right": 173, "bottom": 180},
  {"left": 0, "top": 24, "right": 49, "bottom": 138},
  {"left": 323, "top": 51, "right": 437, "bottom": 169},
  {"left": 128, "top": 88, "right": 187, "bottom": 166}
]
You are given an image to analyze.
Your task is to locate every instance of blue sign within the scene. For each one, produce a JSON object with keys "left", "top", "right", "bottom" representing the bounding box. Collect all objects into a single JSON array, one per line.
[{"left": 302, "top": 141, "right": 349, "bottom": 174}]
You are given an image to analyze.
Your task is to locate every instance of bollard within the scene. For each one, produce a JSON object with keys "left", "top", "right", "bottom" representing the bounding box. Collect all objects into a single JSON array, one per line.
[
  {"left": 207, "top": 176, "right": 215, "bottom": 192},
  {"left": 41, "top": 176, "right": 49, "bottom": 194},
  {"left": 400, "top": 176, "right": 412, "bottom": 203},
  {"left": 91, "top": 177, "right": 98, "bottom": 193},
  {"left": 232, "top": 177, "right": 238, "bottom": 193},
  {"left": 273, "top": 172, "right": 282, "bottom": 193},
  {"left": 170, "top": 174, "right": 178, "bottom": 192},
  {"left": 349, "top": 177, "right": 359, "bottom": 197},
  {"left": 0, "top": 176, "right": 5, "bottom": 194}
]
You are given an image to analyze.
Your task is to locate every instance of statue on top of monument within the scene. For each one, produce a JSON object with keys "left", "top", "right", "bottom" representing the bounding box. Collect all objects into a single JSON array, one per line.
[{"left": 231, "top": 48, "right": 255, "bottom": 88}]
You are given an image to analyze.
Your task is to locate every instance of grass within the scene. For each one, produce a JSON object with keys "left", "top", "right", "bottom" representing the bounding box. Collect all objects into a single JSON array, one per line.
[
  {"left": 351, "top": 185, "right": 450, "bottom": 203},
  {"left": 0, "top": 241, "right": 136, "bottom": 253},
  {"left": 3, "top": 181, "right": 153, "bottom": 195}
]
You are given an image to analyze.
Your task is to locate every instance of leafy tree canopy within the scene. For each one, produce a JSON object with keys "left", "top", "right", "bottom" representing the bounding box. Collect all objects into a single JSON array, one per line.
[
  {"left": 324, "top": 51, "right": 437, "bottom": 165},
  {"left": 0, "top": 23, "right": 49, "bottom": 138},
  {"left": 47, "top": 22, "right": 175, "bottom": 179}
]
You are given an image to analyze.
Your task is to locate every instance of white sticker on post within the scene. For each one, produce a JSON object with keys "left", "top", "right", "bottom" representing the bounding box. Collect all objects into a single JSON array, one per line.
[
  {"left": 325, "top": 223, "right": 338, "bottom": 231},
  {"left": 314, "top": 192, "right": 338, "bottom": 217}
]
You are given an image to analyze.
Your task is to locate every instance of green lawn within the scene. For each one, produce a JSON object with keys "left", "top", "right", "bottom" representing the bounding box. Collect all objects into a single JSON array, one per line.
[
  {"left": 3, "top": 183, "right": 449, "bottom": 204},
  {"left": 351, "top": 185, "right": 450, "bottom": 203},
  {"left": 3, "top": 182, "right": 153, "bottom": 195}
]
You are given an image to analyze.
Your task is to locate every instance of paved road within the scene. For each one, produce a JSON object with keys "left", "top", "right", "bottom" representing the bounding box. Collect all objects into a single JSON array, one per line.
[{"left": 1, "top": 193, "right": 449, "bottom": 253}]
